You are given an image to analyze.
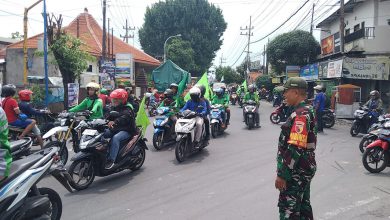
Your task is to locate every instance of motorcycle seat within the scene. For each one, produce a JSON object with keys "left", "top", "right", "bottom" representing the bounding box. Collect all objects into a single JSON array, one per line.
[
  {"left": 10, "top": 138, "right": 31, "bottom": 153},
  {"left": 0, "top": 153, "right": 43, "bottom": 189}
]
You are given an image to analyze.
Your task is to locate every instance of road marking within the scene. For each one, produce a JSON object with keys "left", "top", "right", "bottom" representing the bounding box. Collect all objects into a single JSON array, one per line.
[{"left": 319, "top": 196, "right": 380, "bottom": 220}]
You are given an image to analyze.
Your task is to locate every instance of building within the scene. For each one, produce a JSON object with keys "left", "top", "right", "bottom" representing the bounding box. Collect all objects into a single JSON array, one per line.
[
  {"left": 316, "top": 0, "right": 390, "bottom": 108},
  {"left": 0, "top": 37, "right": 18, "bottom": 84},
  {"left": 3, "top": 9, "right": 160, "bottom": 95}
]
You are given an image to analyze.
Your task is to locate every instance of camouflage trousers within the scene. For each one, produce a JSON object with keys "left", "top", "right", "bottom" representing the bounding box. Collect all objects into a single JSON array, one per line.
[{"left": 278, "top": 168, "right": 316, "bottom": 219}]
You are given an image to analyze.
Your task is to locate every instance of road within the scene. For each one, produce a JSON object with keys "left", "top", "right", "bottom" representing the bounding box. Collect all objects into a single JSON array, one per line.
[{"left": 40, "top": 101, "right": 390, "bottom": 220}]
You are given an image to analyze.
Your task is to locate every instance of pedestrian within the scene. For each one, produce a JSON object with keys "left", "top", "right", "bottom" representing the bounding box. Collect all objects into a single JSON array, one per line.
[
  {"left": 275, "top": 77, "right": 317, "bottom": 220},
  {"left": 313, "top": 85, "right": 326, "bottom": 132}
]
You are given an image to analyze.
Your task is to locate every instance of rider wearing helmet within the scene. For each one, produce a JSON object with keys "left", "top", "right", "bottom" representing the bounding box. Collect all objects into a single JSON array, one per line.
[
  {"left": 212, "top": 88, "right": 229, "bottom": 127},
  {"left": 69, "top": 82, "right": 103, "bottom": 119},
  {"left": 197, "top": 85, "right": 211, "bottom": 140},
  {"left": 365, "top": 90, "right": 383, "bottom": 114},
  {"left": 181, "top": 87, "right": 207, "bottom": 145},
  {"left": 243, "top": 84, "right": 261, "bottom": 127},
  {"left": 160, "top": 89, "right": 176, "bottom": 107},
  {"left": 313, "top": 85, "right": 326, "bottom": 132},
  {"left": 104, "top": 88, "right": 136, "bottom": 169},
  {"left": 1, "top": 85, "right": 44, "bottom": 147},
  {"left": 220, "top": 85, "right": 231, "bottom": 125},
  {"left": 18, "top": 90, "right": 49, "bottom": 117},
  {"left": 170, "top": 83, "right": 185, "bottom": 108}
]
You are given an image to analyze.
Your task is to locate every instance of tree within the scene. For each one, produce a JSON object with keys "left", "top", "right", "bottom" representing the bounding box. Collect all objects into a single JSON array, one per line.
[
  {"left": 11, "top": 31, "right": 23, "bottom": 40},
  {"left": 267, "top": 30, "right": 320, "bottom": 74},
  {"left": 167, "top": 38, "right": 196, "bottom": 72},
  {"left": 215, "top": 66, "right": 243, "bottom": 84},
  {"left": 139, "top": 0, "right": 227, "bottom": 76},
  {"left": 255, "top": 75, "right": 273, "bottom": 91}
]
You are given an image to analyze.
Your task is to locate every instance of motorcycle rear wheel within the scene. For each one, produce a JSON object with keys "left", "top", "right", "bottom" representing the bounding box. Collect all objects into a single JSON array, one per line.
[
  {"left": 68, "top": 158, "right": 95, "bottom": 191},
  {"left": 270, "top": 113, "right": 281, "bottom": 124},
  {"left": 175, "top": 138, "right": 187, "bottom": 163},
  {"left": 323, "top": 116, "right": 335, "bottom": 128},
  {"left": 247, "top": 116, "right": 254, "bottom": 130},
  {"left": 362, "top": 147, "right": 389, "bottom": 173},
  {"left": 37, "top": 187, "right": 62, "bottom": 220},
  {"left": 130, "top": 146, "right": 146, "bottom": 171}
]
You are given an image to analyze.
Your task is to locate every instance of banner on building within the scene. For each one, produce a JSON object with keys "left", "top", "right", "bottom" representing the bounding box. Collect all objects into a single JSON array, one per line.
[
  {"left": 286, "top": 65, "right": 300, "bottom": 78},
  {"left": 68, "top": 83, "right": 79, "bottom": 107},
  {"left": 115, "top": 53, "right": 133, "bottom": 79},
  {"left": 321, "top": 35, "right": 334, "bottom": 55},
  {"left": 101, "top": 61, "right": 115, "bottom": 90},
  {"left": 318, "top": 61, "right": 329, "bottom": 78},
  {"left": 343, "top": 57, "right": 390, "bottom": 80},
  {"left": 327, "top": 59, "right": 343, "bottom": 78},
  {"left": 300, "top": 64, "right": 319, "bottom": 80}
]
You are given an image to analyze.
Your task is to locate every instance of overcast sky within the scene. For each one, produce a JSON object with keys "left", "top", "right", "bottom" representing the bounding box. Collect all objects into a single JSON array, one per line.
[{"left": 0, "top": 0, "right": 340, "bottom": 67}]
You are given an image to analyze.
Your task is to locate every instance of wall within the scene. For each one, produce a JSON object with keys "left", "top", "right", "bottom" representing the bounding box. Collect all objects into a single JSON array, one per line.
[
  {"left": 378, "top": 0, "right": 390, "bottom": 26},
  {"left": 5, "top": 48, "right": 61, "bottom": 85}
]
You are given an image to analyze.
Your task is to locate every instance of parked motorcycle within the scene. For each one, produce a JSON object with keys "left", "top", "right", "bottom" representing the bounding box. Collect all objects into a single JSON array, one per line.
[
  {"left": 42, "top": 111, "right": 90, "bottom": 166},
  {"left": 175, "top": 110, "right": 208, "bottom": 162},
  {"left": 243, "top": 100, "right": 257, "bottom": 129},
  {"left": 230, "top": 92, "right": 238, "bottom": 105},
  {"left": 10, "top": 137, "right": 33, "bottom": 160},
  {"left": 152, "top": 106, "right": 177, "bottom": 150},
  {"left": 0, "top": 147, "right": 72, "bottom": 220},
  {"left": 322, "top": 108, "right": 336, "bottom": 128},
  {"left": 350, "top": 106, "right": 379, "bottom": 137},
  {"left": 362, "top": 121, "right": 390, "bottom": 173},
  {"left": 64, "top": 118, "right": 148, "bottom": 191},
  {"left": 210, "top": 104, "right": 227, "bottom": 138},
  {"left": 358, "top": 115, "right": 390, "bottom": 153}
]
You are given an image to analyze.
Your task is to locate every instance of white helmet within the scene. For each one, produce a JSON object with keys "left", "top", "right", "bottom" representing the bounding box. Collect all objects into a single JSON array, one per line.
[
  {"left": 86, "top": 82, "right": 100, "bottom": 90},
  {"left": 189, "top": 87, "right": 201, "bottom": 101}
]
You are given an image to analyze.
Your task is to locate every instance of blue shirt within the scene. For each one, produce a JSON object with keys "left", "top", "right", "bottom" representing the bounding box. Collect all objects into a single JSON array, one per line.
[
  {"left": 19, "top": 101, "right": 45, "bottom": 118},
  {"left": 314, "top": 92, "right": 325, "bottom": 111},
  {"left": 180, "top": 100, "right": 207, "bottom": 116}
]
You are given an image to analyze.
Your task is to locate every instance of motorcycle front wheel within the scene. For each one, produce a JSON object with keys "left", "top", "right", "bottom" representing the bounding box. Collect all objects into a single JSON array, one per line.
[
  {"left": 44, "top": 141, "right": 68, "bottom": 166},
  {"left": 359, "top": 136, "right": 376, "bottom": 153},
  {"left": 270, "top": 113, "right": 281, "bottom": 124},
  {"left": 37, "top": 187, "right": 62, "bottom": 220},
  {"left": 323, "top": 115, "right": 335, "bottom": 128},
  {"left": 152, "top": 132, "right": 164, "bottom": 150},
  {"left": 362, "top": 147, "right": 389, "bottom": 173},
  {"left": 350, "top": 122, "right": 360, "bottom": 137},
  {"left": 68, "top": 158, "right": 95, "bottom": 191},
  {"left": 211, "top": 123, "right": 218, "bottom": 138},
  {"left": 175, "top": 138, "right": 187, "bottom": 163}
]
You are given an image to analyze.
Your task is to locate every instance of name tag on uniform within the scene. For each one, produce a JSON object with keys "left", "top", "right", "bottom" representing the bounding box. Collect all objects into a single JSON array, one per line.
[{"left": 288, "top": 115, "right": 308, "bottom": 148}]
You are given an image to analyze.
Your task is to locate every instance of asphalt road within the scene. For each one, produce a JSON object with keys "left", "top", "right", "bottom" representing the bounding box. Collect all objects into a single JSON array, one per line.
[{"left": 40, "top": 101, "right": 390, "bottom": 220}]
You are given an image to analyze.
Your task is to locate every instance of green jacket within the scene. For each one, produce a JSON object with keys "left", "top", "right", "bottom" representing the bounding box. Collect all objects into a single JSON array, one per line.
[
  {"left": 173, "top": 94, "right": 185, "bottom": 109},
  {"left": 211, "top": 95, "right": 229, "bottom": 107},
  {"left": 0, "top": 107, "right": 11, "bottom": 178},
  {"left": 243, "top": 92, "right": 259, "bottom": 104},
  {"left": 69, "top": 97, "right": 103, "bottom": 119}
]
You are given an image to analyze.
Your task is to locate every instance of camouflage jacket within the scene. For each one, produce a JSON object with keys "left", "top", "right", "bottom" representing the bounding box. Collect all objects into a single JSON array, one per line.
[{"left": 277, "top": 101, "right": 317, "bottom": 181}]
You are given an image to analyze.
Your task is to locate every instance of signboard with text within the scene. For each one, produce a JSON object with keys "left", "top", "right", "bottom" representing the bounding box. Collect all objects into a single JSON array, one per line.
[
  {"left": 286, "top": 65, "right": 300, "bottom": 78},
  {"left": 115, "top": 53, "right": 133, "bottom": 80},
  {"left": 343, "top": 57, "right": 390, "bottom": 80},
  {"left": 327, "top": 59, "right": 343, "bottom": 78},
  {"left": 321, "top": 35, "right": 334, "bottom": 55},
  {"left": 68, "top": 83, "right": 79, "bottom": 107},
  {"left": 300, "top": 64, "right": 319, "bottom": 80}
]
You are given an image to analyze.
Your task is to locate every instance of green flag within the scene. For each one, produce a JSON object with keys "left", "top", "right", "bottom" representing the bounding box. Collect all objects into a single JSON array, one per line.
[
  {"left": 136, "top": 96, "right": 150, "bottom": 137},
  {"left": 241, "top": 80, "right": 248, "bottom": 93},
  {"left": 185, "top": 72, "right": 212, "bottom": 101}
]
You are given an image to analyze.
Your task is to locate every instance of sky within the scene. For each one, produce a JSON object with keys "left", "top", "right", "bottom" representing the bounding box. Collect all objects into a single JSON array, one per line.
[{"left": 0, "top": 0, "right": 341, "bottom": 68}]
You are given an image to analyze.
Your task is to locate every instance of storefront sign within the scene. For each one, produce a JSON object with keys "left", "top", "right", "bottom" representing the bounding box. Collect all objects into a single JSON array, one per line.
[
  {"left": 300, "top": 64, "right": 319, "bottom": 80},
  {"left": 327, "top": 59, "right": 343, "bottom": 78},
  {"left": 343, "top": 57, "right": 390, "bottom": 80},
  {"left": 115, "top": 53, "right": 133, "bottom": 79},
  {"left": 318, "top": 61, "right": 329, "bottom": 78},
  {"left": 68, "top": 83, "right": 79, "bottom": 107},
  {"left": 321, "top": 35, "right": 334, "bottom": 55},
  {"left": 272, "top": 77, "right": 281, "bottom": 84},
  {"left": 286, "top": 65, "right": 300, "bottom": 78}
]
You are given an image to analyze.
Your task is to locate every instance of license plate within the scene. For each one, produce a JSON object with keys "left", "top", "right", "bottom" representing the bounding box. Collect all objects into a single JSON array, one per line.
[{"left": 83, "top": 129, "right": 97, "bottom": 136}]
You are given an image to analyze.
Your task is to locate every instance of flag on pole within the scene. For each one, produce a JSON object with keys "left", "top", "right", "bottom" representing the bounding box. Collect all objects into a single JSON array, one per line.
[
  {"left": 241, "top": 80, "right": 248, "bottom": 93},
  {"left": 185, "top": 72, "right": 212, "bottom": 101},
  {"left": 136, "top": 96, "right": 150, "bottom": 136}
]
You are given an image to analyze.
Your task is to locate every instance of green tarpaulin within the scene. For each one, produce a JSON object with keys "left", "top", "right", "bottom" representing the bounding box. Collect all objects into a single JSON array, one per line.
[{"left": 152, "top": 60, "right": 191, "bottom": 92}]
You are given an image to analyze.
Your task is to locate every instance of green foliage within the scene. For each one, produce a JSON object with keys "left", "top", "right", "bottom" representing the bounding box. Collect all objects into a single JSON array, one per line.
[
  {"left": 167, "top": 38, "right": 196, "bottom": 72},
  {"left": 267, "top": 30, "right": 320, "bottom": 74},
  {"left": 139, "top": 0, "right": 227, "bottom": 76},
  {"left": 215, "top": 66, "right": 243, "bottom": 84},
  {"left": 255, "top": 75, "right": 273, "bottom": 90},
  {"left": 11, "top": 31, "right": 23, "bottom": 40},
  {"left": 31, "top": 85, "right": 46, "bottom": 105},
  {"left": 235, "top": 62, "right": 248, "bottom": 79}
]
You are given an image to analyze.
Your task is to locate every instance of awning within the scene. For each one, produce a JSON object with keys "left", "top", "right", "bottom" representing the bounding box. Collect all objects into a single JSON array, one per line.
[{"left": 27, "top": 76, "right": 63, "bottom": 87}]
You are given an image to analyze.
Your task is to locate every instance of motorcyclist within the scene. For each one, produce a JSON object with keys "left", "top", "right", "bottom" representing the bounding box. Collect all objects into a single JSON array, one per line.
[
  {"left": 104, "top": 89, "right": 137, "bottom": 169},
  {"left": 243, "top": 84, "right": 261, "bottom": 127},
  {"left": 180, "top": 87, "right": 207, "bottom": 146},
  {"left": 126, "top": 87, "right": 139, "bottom": 113},
  {"left": 0, "top": 106, "right": 11, "bottom": 182},
  {"left": 313, "top": 85, "right": 326, "bottom": 132},
  {"left": 69, "top": 82, "right": 103, "bottom": 119},
  {"left": 170, "top": 83, "right": 185, "bottom": 108},
  {"left": 212, "top": 88, "right": 229, "bottom": 127},
  {"left": 220, "top": 85, "right": 231, "bottom": 125},
  {"left": 1, "top": 85, "right": 44, "bottom": 147},
  {"left": 197, "top": 85, "right": 211, "bottom": 140},
  {"left": 364, "top": 90, "right": 383, "bottom": 116}
]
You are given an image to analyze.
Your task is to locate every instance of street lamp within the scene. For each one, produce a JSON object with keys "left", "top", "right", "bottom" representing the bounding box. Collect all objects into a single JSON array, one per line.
[{"left": 163, "top": 34, "right": 182, "bottom": 62}]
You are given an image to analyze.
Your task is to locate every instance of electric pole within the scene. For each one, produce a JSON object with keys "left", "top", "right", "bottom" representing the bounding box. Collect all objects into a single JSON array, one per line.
[
  {"left": 240, "top": 16, "right": 254, "bottom": 80},
  {"left": 219, "top": 54, "right": 226, "bottom": 67},
  {"left": 340, "top": 0, "right": 345, "bottom": 53},
  {"left": 108, "top": 18, "right": 110, "bottom": 59},
  {"left": 121, "top": 19, "right": 135, "bottom": 44},
  {"left": 263, "top": 45, "right": 266, "bottom": 74},
  {"left": 102, "top": 0, "right": 107, "bottom": 61},
  {"left": 310, "top": 2, "right": 315, "bottom": 34}
]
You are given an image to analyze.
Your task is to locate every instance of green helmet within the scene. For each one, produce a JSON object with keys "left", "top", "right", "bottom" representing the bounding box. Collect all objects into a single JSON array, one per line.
[{"left": 100, "top": 88, "right": 108, "bottom": 95}]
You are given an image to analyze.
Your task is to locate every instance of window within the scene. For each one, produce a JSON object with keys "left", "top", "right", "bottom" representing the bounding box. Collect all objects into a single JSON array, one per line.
[
  {"left": 354, "top": 24, "right": 360, "bottom": 32},
  {"left": 361, "top": 21, "right": 365, "bottom": 29},
  {"left": 87, "top": 65, "right": 93, "bottom": 72},
  {"left": 345, "top": 28, "right": 350, "bottom": 35}
]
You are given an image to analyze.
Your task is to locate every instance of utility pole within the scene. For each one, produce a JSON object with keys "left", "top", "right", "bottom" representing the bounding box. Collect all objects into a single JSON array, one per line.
[
  {"left": 108, "top": 18, "right": 110, "bottom": 59},
  {"left": 219, "top": 54, "right": 226, "bottom": 67},
  {"left": 263, "top": 45, "right": 266, "bottom": 74},
  {"left": 102, "top": 0, "right": 107, "bottom": 61},
  {"left": 111, "top": 28, "right": 114, "bottom": 60},
  {"left": 310, "top": 2, "right": 315, "bottom": 34},
  {"left": 240, "top": 16, "right": 254, "bottom": 80},
  {"left": 121, "top": 19, "right": 135, "bottom": 44},
  {"left": 340, "top": 0, "right": 345, "bottom": 53},
  {"left": 265, "top": 38, "right": 269, "bottom": 75}
]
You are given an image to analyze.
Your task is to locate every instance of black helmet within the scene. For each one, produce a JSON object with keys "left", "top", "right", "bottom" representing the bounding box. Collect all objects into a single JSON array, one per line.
[
  {"left": 164, "top": 89, "right": 174, "bottom": 98},
  {"left": 1, "top": 84, "right": 16, "bottom": 97},
  {"left": 197, "top": 85, "right": 206, "bottom": 98}
]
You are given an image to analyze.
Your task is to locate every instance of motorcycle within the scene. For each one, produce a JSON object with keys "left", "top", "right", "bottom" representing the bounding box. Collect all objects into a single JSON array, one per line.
[
  {"left": 10, "top": 137, "right": 33, "bottom": 160},
  {"left": 270, "top": 104, "right": 289, "bottom": 124},
  {"left": 358, "top": 115, "right": 390, "bottom": 153},
  {"left": 362, "top": 121, "right": 390, "bottom": 173},
  {"left": 350, "top": 106, "right": 379, "bottom": 137},
  {"left": 152, "top": 106, "right": 177, "bottom": 150},
  {"left": 273, "top": 94, "right": 282, "bottom": 107},
  {"left": 322, "top": 108, "right": 336, "bottom": 128},
  {"left": 64, "top": 118, "right": 148, "bottom": 191},
  {"left": 0, "top": 147, "right": 72, "bottom": 220},
  {"left": 238, "top": 92, "right": 245, "bottom": 108},
  {"left": 230, "top": 92, "right": 238, "bottom": 105},
  {"left": 210, "top": 104, "right": 227, "bottom": 138},
  {"left": 243, "top": 100, "right": 258, "bottom": 129},
  {"left": 42, "top": 111, "right": 90, "bottom": 166},
  {"left": 175, "top": 110, "right": 208, "bottom": 162}
]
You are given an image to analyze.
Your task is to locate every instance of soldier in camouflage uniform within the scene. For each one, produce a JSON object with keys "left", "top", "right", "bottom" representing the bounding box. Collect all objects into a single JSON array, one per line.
[{"left": 275, "top": 77, "right": 317, "bottom": 220}]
